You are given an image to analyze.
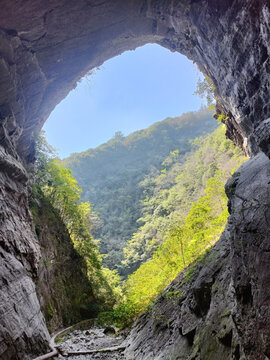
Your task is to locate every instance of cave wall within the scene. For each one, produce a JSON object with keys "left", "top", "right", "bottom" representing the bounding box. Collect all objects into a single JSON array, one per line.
[
  {"left": 1, "top": 0, "right": 270, "bottom": 358},
  {"left": 0, "top": 153, "right": 49, "bottom": 359}
]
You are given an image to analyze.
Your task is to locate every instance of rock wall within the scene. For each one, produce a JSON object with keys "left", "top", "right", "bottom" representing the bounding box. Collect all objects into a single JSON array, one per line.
[
  {"left": 30, "top": 190, "right": 97, "bottom": 333},
  {"left": 1, "top": 0, "right": 270, "bottom": 358},
  {"left": 0, "top": 151, "right": 49, "bottom": 359}
]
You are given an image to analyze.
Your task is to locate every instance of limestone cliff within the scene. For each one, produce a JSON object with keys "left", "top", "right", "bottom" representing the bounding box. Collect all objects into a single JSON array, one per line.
[{"left": 1, "top": 1, "right": 270, "bottom": 359}]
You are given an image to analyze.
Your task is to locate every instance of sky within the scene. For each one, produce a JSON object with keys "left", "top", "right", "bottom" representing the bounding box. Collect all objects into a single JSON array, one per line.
[{"left": 43, "top": 44, "right": 203, "bottom": 158}]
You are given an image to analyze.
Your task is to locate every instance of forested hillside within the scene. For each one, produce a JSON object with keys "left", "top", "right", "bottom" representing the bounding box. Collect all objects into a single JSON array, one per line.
[
  {"left": 36, "top": 112, "right": 246, "bottom": 329},
  {"left": 63, "top": 108, "right": 217, "bottom": 272},
  {"left": 122, "top": 125, "right": 245, "bottom": 273},
  {"left": 100, "top": 125, "right": 246, "bottom": 326}
]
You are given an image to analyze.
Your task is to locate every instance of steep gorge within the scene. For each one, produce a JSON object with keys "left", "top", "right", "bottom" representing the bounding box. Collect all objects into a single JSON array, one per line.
[{"left": 1, "top": 1, "right": 270, "bottom": 359}]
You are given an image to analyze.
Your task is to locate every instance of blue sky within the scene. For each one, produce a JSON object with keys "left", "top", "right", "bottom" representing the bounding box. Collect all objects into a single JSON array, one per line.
[{"left": 43, "top": 44, "right": 203, "bottom": 158}]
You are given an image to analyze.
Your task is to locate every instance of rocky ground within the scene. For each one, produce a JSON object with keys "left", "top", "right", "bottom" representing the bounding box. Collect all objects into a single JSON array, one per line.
[{"left": 54, "top": 327, "right": 126, "bottom": 359}]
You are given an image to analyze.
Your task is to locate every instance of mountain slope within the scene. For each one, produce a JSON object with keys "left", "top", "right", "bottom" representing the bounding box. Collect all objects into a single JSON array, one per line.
[
  {"left": 119, "top": 125, "right": 246, "bottom": 319},
  {"left": 63, "top": 108, "right": 217, "bottom": 272},
  {"left": 122, "top": 125, "right": 245, "bottom": 273}
]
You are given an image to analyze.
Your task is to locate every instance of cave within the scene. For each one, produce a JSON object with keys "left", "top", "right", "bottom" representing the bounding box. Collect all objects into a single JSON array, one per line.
[{"left": 1, "top": 1, "right": 270, "bottom": 359}]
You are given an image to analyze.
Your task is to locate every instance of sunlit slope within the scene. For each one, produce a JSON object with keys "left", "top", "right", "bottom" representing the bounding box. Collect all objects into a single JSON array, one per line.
[
  {"left": 121, "top": 125, "right": 246, "bottom": 318},
  {"left": 100, "top": 125, "right": 246, "bottom": 326},
  {"left": 123, "top": 125, "right": 246, "bottom": 272}
]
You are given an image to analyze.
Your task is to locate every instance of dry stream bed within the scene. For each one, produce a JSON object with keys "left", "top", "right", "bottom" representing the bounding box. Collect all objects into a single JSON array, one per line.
[{"left": 53, "top": 326, "right": 126, "bottom": 359}]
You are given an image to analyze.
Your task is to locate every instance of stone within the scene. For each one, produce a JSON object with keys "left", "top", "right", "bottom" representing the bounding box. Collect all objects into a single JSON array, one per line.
[{"left": 103, "top": 326, "right": 116, "bottom": 336}]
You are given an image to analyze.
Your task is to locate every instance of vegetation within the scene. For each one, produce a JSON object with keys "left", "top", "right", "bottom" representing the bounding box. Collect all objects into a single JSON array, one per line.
[
  {"left": 30, "top": 189, "right": 98, "bottom": 329},
  {"left": 123, "top": 175, "right": 228, "bottom": 317},
  {"left": 33, "top": 132, "right": 122, "bottom": 310},
  {"left": 34, "top": 107, "right": 246, "bottom": 330},
  {"left": 98, "top": 125, "right": 246, "bottom": 327},
  {"left": 122, "top": 125, "right": 245, "bottom": 273},
  {"left": 194, "top": 75, "right": 216, "bottom": 108},
  {"left": 63, "top": 108, "right": 217, "bottom": 274}
]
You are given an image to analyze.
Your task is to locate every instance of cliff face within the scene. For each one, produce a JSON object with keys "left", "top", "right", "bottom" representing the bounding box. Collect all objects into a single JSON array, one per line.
[
  {"left": 30, "top": 190, "right": 97, "bottom": 333},
  {"left": 0, "top": 151, "right": 50, "bottom": 360},
  {"left": 1, "top": 0, "right": 270, "bottom": 359}
]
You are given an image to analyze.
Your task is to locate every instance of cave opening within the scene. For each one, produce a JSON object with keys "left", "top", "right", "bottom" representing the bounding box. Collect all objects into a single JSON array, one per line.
[
  {"left": 32, "top": 40, "right": 245, "bottom": 333},
  {"left": 37, "top": 42, "right": 217, "bottom": 276}
]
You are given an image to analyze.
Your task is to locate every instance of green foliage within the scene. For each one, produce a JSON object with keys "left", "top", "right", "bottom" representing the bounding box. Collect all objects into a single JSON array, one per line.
[
  {"left": 194, "top": 76, "right": 216, "bottom": 108},
  {"left": 97, "top": 303, "right": 136, "bottom": 329},
  {"left": 45, "top": 302, "right": 55, "bottom": 319},
  {"left": 34, "top": 117, "right": 247, "bottom": 330},
  {"left": 98, "top": 125, "right": 247, "bottom": 326},
  {"left": 34, "top": 130, "right": 56, "bottom": 186},
  {"left": 34, "top": 135, "right": 122, "bottom": 311},
  {"left": 122, "top": 125, "right": 246, "bottom": 273},
  {"left": 63, "top": 108, "right": 217, "bottom": 274},
  {"left": 217, "top": 113, "right": 229, "bottom": 124},
  {"left": 110, "top": 175, "right": 234, "bottom": 324}
]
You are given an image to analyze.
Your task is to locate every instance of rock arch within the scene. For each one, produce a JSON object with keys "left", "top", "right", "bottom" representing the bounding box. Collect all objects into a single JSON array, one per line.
[
  {"left": 1, "top": 0, "right": 270, "bottom": 358},
  {"left": 2, "top": 0, "right": 268, "bottom": 163}
]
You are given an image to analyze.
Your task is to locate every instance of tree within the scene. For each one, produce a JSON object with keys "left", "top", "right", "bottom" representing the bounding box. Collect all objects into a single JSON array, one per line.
[
  {"left": 121, "top": 174, "right": 230, "bottom": 318},
  {"left": 34, "top": 130, "right": 56, "bottom": 185},
  {"left": 194, "top": 76, "right": 216, "bottom": 108},
  {"left": 113, "top": 131, "right": 124, "bottom": 140}
]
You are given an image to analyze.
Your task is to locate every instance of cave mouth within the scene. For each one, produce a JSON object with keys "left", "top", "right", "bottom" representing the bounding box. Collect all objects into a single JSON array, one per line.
[
  {"left": 38, "top": 42, "right": 219, "bottom": 277},
  {"left": 29, "top": 35, "right": 243, "bottom": 349},
  {"left": 24, "top": 0, "right": 245, "bottom": 330},
  {"left": 33, "top": 28, "right": 246, "bottom": 329},
  {"left": 2, "top": 1, "right": 266, "bottom": 358}
]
